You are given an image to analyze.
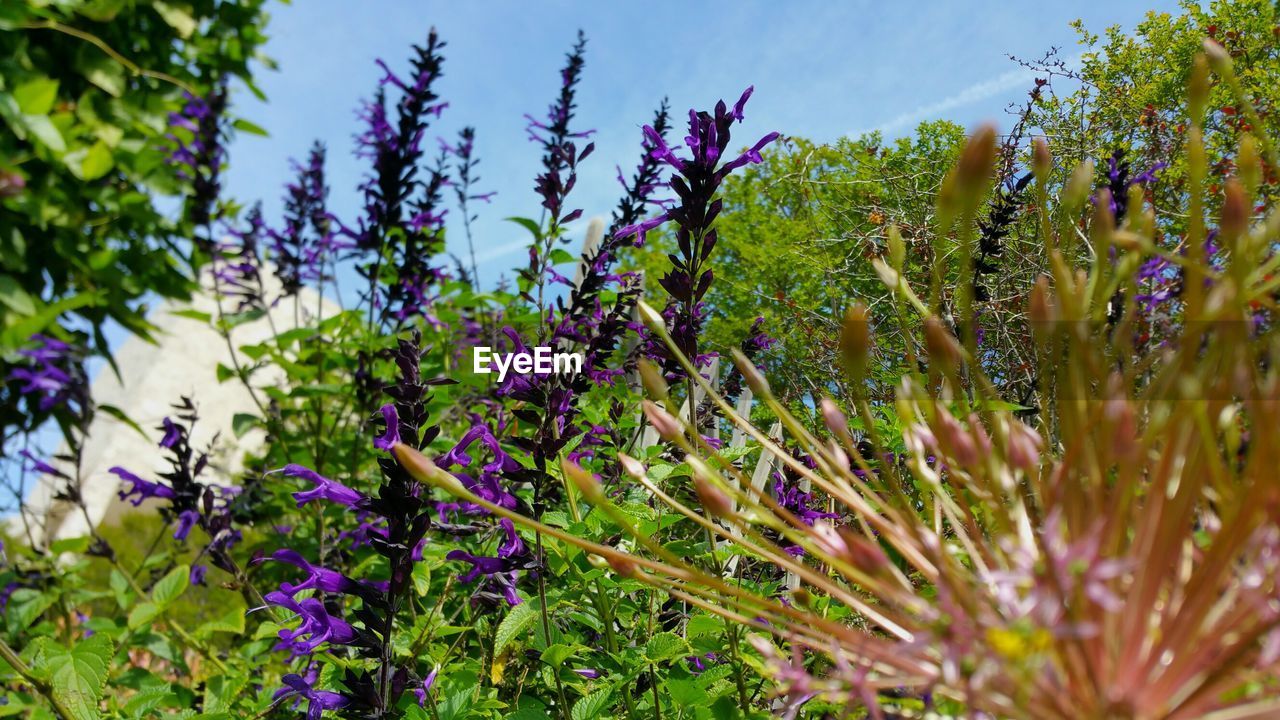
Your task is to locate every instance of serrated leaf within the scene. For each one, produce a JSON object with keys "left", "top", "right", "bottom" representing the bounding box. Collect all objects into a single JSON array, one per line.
[
  {"left": 493, "top": 601, "right": 538, "bottom": 657},
  {"left": 35, "top": 635, "right": 113, "bottom": 720},
  {"left": 570, "top": 689, "right": 612, "bottom": 720},
  {"left": 81, "top": 140, "right": 113, "bottom": 180},
  {"left": 645, "top": 632, "right": 690, "bottom": 663},
  {"left": 685, "top": 614, "right": 721, "bottom": 639},
  {"left": 540, "top": 643, "right": 579, "bottom": 667},
  {"left": 203, "top": 674, "right": 247, "bottom": 714},
  {"left": 152, "top": 564, "right": 189, "bottom": 607}
]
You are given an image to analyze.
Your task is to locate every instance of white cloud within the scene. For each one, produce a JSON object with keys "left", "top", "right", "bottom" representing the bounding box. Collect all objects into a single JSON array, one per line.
[{"left": 851, "top": 52, "right": 1084, "bottom": 138}]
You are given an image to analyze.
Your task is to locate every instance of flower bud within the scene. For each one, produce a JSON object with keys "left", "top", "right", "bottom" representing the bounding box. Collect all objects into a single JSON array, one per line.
[
  {"left": 731, "top": 348, "right": 769, "bottom": 396},
  {"left": 923, "top": 317, "right": 963, "bottom": 373},
  {"left": 1202, "top": 38, "right": 1231, "bottom": 71},
  {"left": 1029, "top": 276, "right": 1056, "bottom": 325},
  {"left": 638, "top": 358, "right": 669, "bottom": 399},
  {"left": 934, "top": 411, "right": 979, "bottom": 468},
  {"left": 643, "top": 400, "right": 682, "bottom": 442},
  {"left": 606, "top": 553, "right": 638, "bottom": 578},
  {"left": 839, "top": 304, "right": 872, "bottom": 380},
  {"left": 562, "top": 458, "right": 604, "bottom": 504},
  {"left": 954, "top": 124, "right": 998, "bottom": 215},
  {"left": 1063, "top": 160, "right": 1095, "bottom": 211},
  {"left": 1239, "top": 135, "right": 1261, "bottom": 192},
  {"left": 693, "top": 470, "right": 733, "bottom": 519},
  {"left": 887, "top": 224, "right": 906, "bottom": 270},
  {"left": 1005, "top": 420, "right": 1043, "bottom": 473},
  {"left": 617, "top": 452, "right": 647, "bottom": 480},
  {"left": 820, "top": 397, "right": 851, "bottom": 443},
  {"left": 1220, "top": 178, "right": 1248, "bottom": 246},
  {"left": 1189, "top": 53, "right": 1210, "bottom": 123},
  {"left": 636, "top": 299, "right": 666, "bottom": 333},
  {"left": 1032, "top": 137, "right": 1052, "bottom": 180},
  {"left": 838, "top": 526, "right": 890, "bottom": 576},
  {"left": 1104, "top": 377, "right": 1138, "bottom": 461}
]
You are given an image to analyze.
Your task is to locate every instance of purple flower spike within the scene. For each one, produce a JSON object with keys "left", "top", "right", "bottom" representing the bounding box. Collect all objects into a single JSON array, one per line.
[
  {"left": 268, "top": 549, "right": 386, "bottom": 599},
  {"left": 285, "top": 464, "right": 364, "bottom": 508}
]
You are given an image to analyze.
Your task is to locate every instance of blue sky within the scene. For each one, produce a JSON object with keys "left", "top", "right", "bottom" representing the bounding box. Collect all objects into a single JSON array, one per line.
[{"left": 224, "top": 1, "right": 1181, "bottom": 290}]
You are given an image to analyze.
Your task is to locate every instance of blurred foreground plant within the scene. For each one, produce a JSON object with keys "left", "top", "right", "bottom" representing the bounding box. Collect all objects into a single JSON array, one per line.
[{"left": 399, "top": 42, "right": 1280, "bottom": 719}]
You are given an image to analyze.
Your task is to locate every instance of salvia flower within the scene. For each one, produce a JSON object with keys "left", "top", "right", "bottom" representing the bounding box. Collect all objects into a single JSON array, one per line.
[
  {"left": 9, "top": 334, "right": 88, "bottom": 418},
  {"left": 165, "top": 86, "right": 228, "bottom": 233},
  {"left": 273, "top": 672, "right": 350, "bottom": 720},
  {"left": 270, "top": 141, "right": 334, "bottom": 296}
]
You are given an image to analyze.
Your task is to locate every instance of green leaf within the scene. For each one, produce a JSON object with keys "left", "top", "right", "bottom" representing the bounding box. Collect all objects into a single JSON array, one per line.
[
  {"left": 0, "top": 275, "right": 35, "bottom": 315},
  {"left": 151, "top": 1, "right": 197, "bottom": 37},
  {"left": 170, "top": 309, "right": 212, "bottom": 323},
  {"left": 570, "top": 689, "right": 612, "bottom": 720},
  {"left": 98, "top": 404, "right": 149, "bottom": 440},
  {"left": 24, "top": 114, "right": 66, "bottom": 154},
  {"left": 81, "top": 140, "right": 114, "bottom": 181},
  {"left": 493, "top": 601, "right": 538, "bottom": 657},
  {"left": 8, "top": 589, "right": 56, "bottom": 632},
  {"left": 540, "top": 643, "right": 579, "bottom": 668},
  {"left": 49, "top": 536, "right": 90, "bottom": 554},
  {"left": 13, "top": 78, "right": 59, "bottom": 116},
  {"left": 203, "top": 674, "right": 247, "bottom": 714},
  {"left": 505, "top": 216, "right": 543, "bottom": 242},
  {"left": 645, "top": 632, "right": 690, "bottom": 663},
  {"left": 685, "top": 614, "right": 721, "bottom": 639},
  {"left": 128, "top": 602, "right": 161, "bottom": 630},
  {"left": 231, "top": 118, "right": 269, "bottom": 137},
  {"left": 411, "top": 561, "right": 432, "bottom": 597},
  {"left": 231, "top": 412, "right": 258, "bottom": 438},
  {"left": 152, "top": 564, "right": 190, "bottom": 607},
  {"left": 35, "top": 635, "right": 113, "bottom": 720}
]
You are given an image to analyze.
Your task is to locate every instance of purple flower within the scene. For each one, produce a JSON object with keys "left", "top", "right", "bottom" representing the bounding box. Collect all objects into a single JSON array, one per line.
[
  {"left": 266, "top": 591, "right": 358, "bottom": 657},
  {"left": 165, "top": 87, "right": 227, "bottom": 231},
  {"left": 573, "top": 668, "right": 601, "bottom": 679},
  {"left": 374, "top": 404, "right": 401, "bottom": 450},
  {"left": 438, "top": 424, "right": 519, "bottom": 475},
  {"left": 9, "top": 334, "right": 85, "bottom": 414},
  {"left": 412, "top": 668, "right": 438, "bottom": 706},
  {"left": 285, "top": 465, "right": 364, "bottom": 508},
  {"left": 273, "top": 673, "right": 350, "bottom": 720},
  {"left": 111, "top": 467, "right": 176, "bottom": 506},
  {"left": 173, "top": 509, "right": 200, "bottom": 541},
  {"left": 159, "top": 417, "right": 183, "bottom": 449},
  {"left": 19, "top": 450, "right": 63, "bottom": 478},
  {"left": 190, "top": 564, "right": 208, "bottom": 585},
  {"left": 270, "top": 142, "right": 334, "bottom": 296},
  {"left": 268, "top": 549, "right": 387, "bottom": 599}
]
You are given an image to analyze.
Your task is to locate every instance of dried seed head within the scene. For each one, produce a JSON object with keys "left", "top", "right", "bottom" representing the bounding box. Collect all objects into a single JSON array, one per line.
[
  {"left": 638, "top": 358, "right": 669, "bottom": 399},
  {"left": 1032, "top": 137, "right": 1052, "bottom": 180},
  {"left": 839, "top": 304, "right": 872, "bottom": 380},
  {"left": 643, "top": 400, "right": 682, "bottom": 442},
  {"left": 562, "top": 458, "right": 604, "bottom": 504}
]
